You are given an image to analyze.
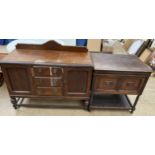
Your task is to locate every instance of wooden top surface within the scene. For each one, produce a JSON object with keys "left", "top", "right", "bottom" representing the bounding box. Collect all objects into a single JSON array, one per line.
[
  {"left": 0, "top": 41, "right": 92, "bottom": 67},
  {"left": 0, "top": 49, "right": 92, "bottom": 66},
  {"left": 91, "top": 53, "right": 152, "bottom": 73}
]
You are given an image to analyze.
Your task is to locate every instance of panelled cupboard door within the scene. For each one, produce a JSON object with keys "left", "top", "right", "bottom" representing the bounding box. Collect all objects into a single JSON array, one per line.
[
  {"left": 1, "top": 65, "right": 32, "bottom": 95},
  {"left": 64, "top": 67, "right": 92, "bottom": 97}
]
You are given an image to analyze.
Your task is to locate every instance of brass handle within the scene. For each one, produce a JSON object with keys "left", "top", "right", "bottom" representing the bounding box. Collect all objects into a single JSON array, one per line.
[
  {"left": 126, "top": 82, "right": 135, "bottom": 86},
  {"left": 105, "top": 81, "right": 115, "bottom": 86},
  {"left": 50, "top": 67, "right": 53, "bottom": 76},
  {"left": 61, "top": 68, "right": 64, "bottom": 73},
  {"left": 31, "top": 68, "right": 35, "bottom": 76},
  {"left": 50, "top": 79, "right": 54, "bottom": 86},
  {"left": 52, "top": 67, "right": 64, "bottom": 74},
  {"left": 50, "top": 77, "right": 62, "bottom": 86}
]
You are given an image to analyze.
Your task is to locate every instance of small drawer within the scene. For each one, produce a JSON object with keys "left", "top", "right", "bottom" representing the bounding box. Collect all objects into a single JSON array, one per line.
[
  {"left": 51, "top": 67, "right": 63, "bottom": 76},
  {"left": 94, "top": 74, "right": 145, "bottom": 94},
  {"left": 33, "top": 67, "right": 50, "bottom": 77},
  {"left": 37, "top": 87, "right": 62, "bottom": 96},
  {"left": 32, "top": 67, "right": 63, "bottom": 77},
  {"left": 35, "top": 77, "right": 63, "bottom": 87}
]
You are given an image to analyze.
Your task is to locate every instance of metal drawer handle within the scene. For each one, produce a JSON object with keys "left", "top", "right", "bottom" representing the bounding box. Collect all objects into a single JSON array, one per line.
[
  {"left": 52, "top": 67, "right": 64, "bottom": 74},
  {"left": 31, "top": 68, "right": 35, "bottom": 76},
  {"left": 50, "top": 78, "right": 60, "bottom": 86},
  {"left": 50, "top": 67, "right": 53, "bottom": 76},
  {"left": 126, "top": 82, "right": 135, "bottom": 86},
  {"left": 105, "top": 81, "right": 116, "bottom": 85},
  {"left": 61, "top": 68, "right": 64, "bottom": 73},
  {"left": 50, "top": 79, "right": 54, "bottom": 86}
]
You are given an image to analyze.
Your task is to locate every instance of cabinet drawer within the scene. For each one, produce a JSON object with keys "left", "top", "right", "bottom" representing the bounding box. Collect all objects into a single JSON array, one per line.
[
  {"left": 33, "top": 67, "right": 50, "bottom": 77},
  {"left": 52, "top": 67, "right": 63, "bottom": 76},
  {"left": 37, "top": 87, "right": 62, "bottom": 96},
  {"left": 33, "top": 67, "right": 63, "bottom": 77},
  {"left": 94, "top": 74, "right": 145, "bottom": 94},
  {"left": 35, "top": 77, "right": 62, "bottom": 87}
]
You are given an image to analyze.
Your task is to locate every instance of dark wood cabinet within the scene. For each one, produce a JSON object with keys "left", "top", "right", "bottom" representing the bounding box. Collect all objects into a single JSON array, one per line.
[
  {"left": 0, "top": 41, "right": 93, "bottom": 109},
  {"left": 2, "top": 65, "right": 93, "bottom": 99},
  {"left": 89, "top": 53, "right": 152, "bottom": 113}
]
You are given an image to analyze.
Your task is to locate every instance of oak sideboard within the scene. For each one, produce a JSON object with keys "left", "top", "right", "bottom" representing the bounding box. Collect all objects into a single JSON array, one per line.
[{"left": 0, "top": 41, "right": 93, "bottom": 109}]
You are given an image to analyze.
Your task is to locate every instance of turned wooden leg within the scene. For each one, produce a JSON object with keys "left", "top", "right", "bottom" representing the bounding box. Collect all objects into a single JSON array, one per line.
[
  {"left": 0, "top": 73, "right": 4, "bottom": 87},
  {"left": 87, "top": 104, "right": 91, "bottom": 112},
  {"left": 129, "top": 107, "right": 135, "bottom": 114},
  {"left": 87, "top": 98, "right": 92, "bottom": 112},
  {"left": 87, "top": 93, "right": 94, "bottom": 112},
  {"left": 83, "top": 100, "right": 89, "bottom": 110},
  {"left": 129, "top": 95, "right": 140, "bottom": 113},
  {"left": 11, "top": 97, "right": 18, "bottom": 109}
]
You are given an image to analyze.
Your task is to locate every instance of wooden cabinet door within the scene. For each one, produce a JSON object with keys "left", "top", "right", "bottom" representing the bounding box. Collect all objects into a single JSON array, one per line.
[
  {"left": 2, "top": 65, "right": 32, "bottom": 95},
  {"left": 64, "top": 67, "right": 92, "bottom": 97}
]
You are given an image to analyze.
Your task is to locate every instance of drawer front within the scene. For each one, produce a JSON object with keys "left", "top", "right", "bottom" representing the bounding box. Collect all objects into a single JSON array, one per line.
[
  {"left": 120, "top": 78, "right": 142, "bottom": 92},
  {"left": 36, "top": 87, "right": 62, "bottom": 96},
  {"left": 94, "top": 76, "right": 118, "bottom": 91},
  {"left": 94, "top": 74, "right": 145, "bottom": 94},
  {"left": 35, "top": 77, "right": 63, "bottom": 87},
  {"left": 33, "top": 67, "right": 63, "bottom": 77},
  {"left": 52, "top": 67, "right": 63, "bottom": 76},
  {"left": 33, "top": 67, "right": 50, "bottom": 77}
]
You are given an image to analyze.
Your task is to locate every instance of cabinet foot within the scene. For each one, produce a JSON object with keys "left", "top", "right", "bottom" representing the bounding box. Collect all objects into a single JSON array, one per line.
[
  {"left": 87, "top": 104, "right": 91, "bottom": 112},
  {"left": 83, "top": 100, "right": 88, "bottom": 109},
  {"left": 83, "top": 100, "right": 90, "bottom": 111},
  {"left": 129, "top": 108, "right": 135, "bottom": 114},
  {"left": 84, "top": 100, "right": 89, "bottom": 105},
  {"left": 0, "top": 73, "right": 4, "bottom": 87},
  {"left": 11, "top": 97, "right": 18, "bottom": 109}
]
